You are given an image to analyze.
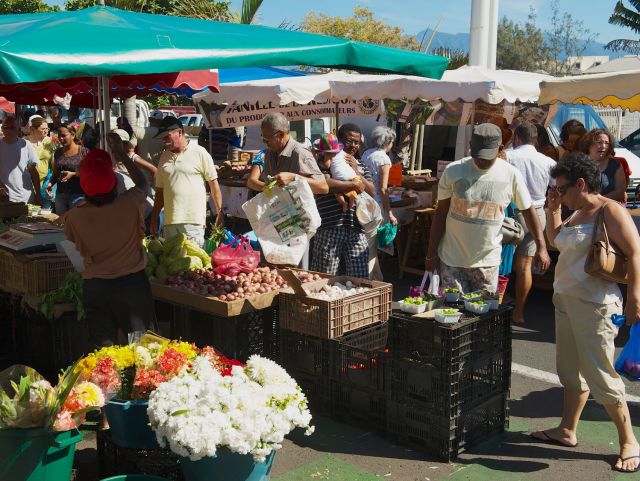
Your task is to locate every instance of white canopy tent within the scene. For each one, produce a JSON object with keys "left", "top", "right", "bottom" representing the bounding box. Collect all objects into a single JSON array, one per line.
[{"left": 539, "top": 69, "right": 640, "bottom": 112}]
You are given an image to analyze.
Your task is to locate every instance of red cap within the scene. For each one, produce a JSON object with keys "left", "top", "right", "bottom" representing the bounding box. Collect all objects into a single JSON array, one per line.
[{"left": 79, "top": 149, "right": 116, "bottom": 197}]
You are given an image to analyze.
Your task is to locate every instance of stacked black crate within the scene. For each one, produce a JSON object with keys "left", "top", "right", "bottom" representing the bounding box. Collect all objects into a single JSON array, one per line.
[{"left": 387, "top": 307, "right": 512, "bottom": 461}]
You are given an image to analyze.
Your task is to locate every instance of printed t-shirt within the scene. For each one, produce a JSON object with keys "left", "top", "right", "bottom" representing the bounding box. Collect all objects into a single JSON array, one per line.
[
  {"left": 63, "top": 188, "right": 147, "bottom": 279},
  {"left": 0, "top": 138, "right": 38, "bottom": 203},
  {"left": 438, "top": 157, "right": 532, "bottom": 268},
  {"left": 156, "top": 141, "right": 217, "bottom": 226}
]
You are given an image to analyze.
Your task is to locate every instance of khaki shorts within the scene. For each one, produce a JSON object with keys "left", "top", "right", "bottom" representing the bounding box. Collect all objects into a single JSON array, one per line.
[
  {"left": 514, "top": 206, "right": 546, "bottom": 257},
  {"left": 553, "top": 293, "right": 625, "bottom": 405}
]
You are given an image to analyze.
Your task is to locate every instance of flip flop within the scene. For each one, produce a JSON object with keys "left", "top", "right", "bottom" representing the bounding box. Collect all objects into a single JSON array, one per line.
[
  {"left": 612, "top": 455, "right": 640, "bottom": 473},
  {"left": 530, "top": 430, "right": 578, "bottom": 448}
]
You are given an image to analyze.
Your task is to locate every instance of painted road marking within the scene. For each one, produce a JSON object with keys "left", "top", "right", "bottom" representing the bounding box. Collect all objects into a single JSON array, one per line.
[{"left": 512, "top": 362, "right": 640, "bottom": 404}]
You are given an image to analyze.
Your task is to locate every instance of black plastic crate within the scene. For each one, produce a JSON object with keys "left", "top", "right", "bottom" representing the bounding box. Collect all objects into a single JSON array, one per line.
[
  {"left": 171, "top": 306, "right": 279, "bottom": 362},
  {"left": 280, "top": 328, "right": 334, "bottom": 377},
  {"left": 388, "top": 350, "right": 511, "bottom": 416},
  {"left": 330, "top": 382, "right": 387, "bottom": 434},
  {"left": 386, "top": 393, "right": 509, "bottom": 461},
  {"left": 331, "top": 322, "right": 389, "bottom": 391},
  {"left": 97, "top": 429, "right": 185, "bottom": 481},
  {"left": 389, "top": 307, "right": 512, "bottom": 369},
  {"left": 286, "top": 366, "right": 332, "bottom": 414}
]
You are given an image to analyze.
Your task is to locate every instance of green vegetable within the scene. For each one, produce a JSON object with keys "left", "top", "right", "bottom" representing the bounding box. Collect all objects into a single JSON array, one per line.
[
  {"left": 38, "top": 272, "right": 84, "bottom": 320},
  {"left": 147, "top": 238, "right": 164, "bottom": 256},
  {"left": 470, "top": 299, "right": 486, "bottom": 305},
  {"left": 156, "top": 264, "right": 169, "bottom": 282},
  {"left": 145, "top": 265, "right": 156, "bottom": 278},
  {"left": 403, "top": 297, "right": 425, "bottom": 305},
  {"left": 147, "top": 252, "right": 158, "bottom": 268},
  {"left": 444, "top": 288, "right": 459, "bottom": 293},
  {"left": 204, "top": 224, "right": 226, "bottom": 255},
  {"left": 184, "top": 239, "right": 212, "bottom": 268},
  {"left": 422, "top": 293, "right": 442, "bottom": 301},
  {"left": 442, "top": 308, "right": 459, "bottom": 315},
  {"left": 163, "top": 233, "right": 187, "bottom": 256}
]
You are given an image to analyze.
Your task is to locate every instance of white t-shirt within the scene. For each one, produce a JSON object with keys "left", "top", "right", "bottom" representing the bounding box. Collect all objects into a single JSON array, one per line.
[
  {"left": 438, "top": 157, "right": 532, "bottom": 268},
  {"left": 361, "top": 148, "right": 391, "bottom": 202},
  {"left": 0, "top": 138, "right": 38, "bottom": 203},
  {"left": 506, "top": 144, "right": 556, "bottom": 208}
]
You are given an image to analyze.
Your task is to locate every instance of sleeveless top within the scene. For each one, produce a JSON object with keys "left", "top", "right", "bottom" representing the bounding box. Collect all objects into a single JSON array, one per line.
[
  {"left": 553, "top": 217, "right": 621, "bottom": 304},
  {"left": 600, "top": 158, "right": 620, "bottom": 196}
]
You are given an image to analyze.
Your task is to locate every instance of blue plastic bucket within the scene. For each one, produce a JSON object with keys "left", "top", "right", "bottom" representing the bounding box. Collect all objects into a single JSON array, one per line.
[
  {"left": 0, "top": 428, "right": 83, "bottom": 481},
  {"left": 180, "top": 449, "right": 275, "bottom": 481},
  {"left": 103, "top": 400, "right": 159, "bottom": 449}
]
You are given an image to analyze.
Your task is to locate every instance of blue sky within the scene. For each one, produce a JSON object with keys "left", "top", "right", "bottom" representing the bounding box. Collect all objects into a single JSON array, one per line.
[{"left": 43, "top": 0, "right": 634, "bottom": 44}]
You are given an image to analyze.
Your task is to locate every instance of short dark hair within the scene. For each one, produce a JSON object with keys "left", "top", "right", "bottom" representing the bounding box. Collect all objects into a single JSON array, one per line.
[
  {"left": 514, "top": 120, "right": 538, "bottom": 145},
  {"left": 84, "top": 188, "right": 118, "bottom": 206},
  {"left": 551, "top": 152, "right": 601, "bottom": 193},
  {"left": 559, "top": 119, "right": 584, "bottom": 142},
  {"left": 579, "top": 128, "right": 615, "bottom": 159},
  {"left": 337, "top": 123, "right": 362, "bottom": 142}
]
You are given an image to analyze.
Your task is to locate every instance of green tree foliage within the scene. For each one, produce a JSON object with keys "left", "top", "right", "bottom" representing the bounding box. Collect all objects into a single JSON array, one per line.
[
  {"left": 301, "top": 7, "right": 420, "bottom": 50},
  {"left": 497, "top": 10, "right": 550, "bottom": 72},
  {"left": 546, "top": 0, "right": 598, "bottom": 76},
  {"left": 606, "top": 0, "right": 640, "bottom": 53},
  {"left": 0, "top": 0, "right": 59, "bottom": 14},
  {"left": 431, "top": 47, "right": 468, "bottom": 70},
  {"left": 64, "top": 0, "right": 232, "bottom": 20}
]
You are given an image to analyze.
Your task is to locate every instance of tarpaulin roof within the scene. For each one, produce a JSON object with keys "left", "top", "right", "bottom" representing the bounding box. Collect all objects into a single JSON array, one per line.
[
  {"left": 0, "top": 70, "right": 220, "bottom": 106},
  {"left": 539, "top": 69, "right": 640, "bottom": 111},
  {"left": 0, "top": 6, "right": 448, "bottom": 85}
]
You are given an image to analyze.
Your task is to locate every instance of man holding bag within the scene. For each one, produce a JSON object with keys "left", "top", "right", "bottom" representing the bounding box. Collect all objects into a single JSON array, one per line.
[
  {"left": 247, "top": 113, "right": 328, "bottom": 194},
  {"left": 425, "top": 123, "right": 550, "bottom": 293}
]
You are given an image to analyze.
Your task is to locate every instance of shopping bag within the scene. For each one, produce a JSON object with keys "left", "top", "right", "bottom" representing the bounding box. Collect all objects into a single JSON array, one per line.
[
  {"left": 377, "top": 222, "right": 398, "bottom": 249},
  {"left": 615, "top": 323, "right": 640, "bottom": 380},
  {"left": 242, "top": 179, "right": 321, "bottom": 265},
  {"left": 211, "top": 235, "right": 260, "bottom": 274},
  {"left": 427, "top": 270, "right": 440, "bottom": 296}
]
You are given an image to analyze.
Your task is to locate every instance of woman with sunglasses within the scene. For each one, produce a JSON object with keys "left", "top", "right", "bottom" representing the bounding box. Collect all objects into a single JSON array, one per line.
[{"left": 530, "top": 152, "right": 640, "bottom": 474}]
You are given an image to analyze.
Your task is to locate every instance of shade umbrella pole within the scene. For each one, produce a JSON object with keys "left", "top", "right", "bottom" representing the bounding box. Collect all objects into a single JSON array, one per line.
[
  {"left": 96, "top": 76, "right": 103, "bottom": 148},
  {"left": 101, "top": 75, "right": 110, "bottom": 149},
  {"left": 334, "top": 102, "right": 340, "bottom": 131}
]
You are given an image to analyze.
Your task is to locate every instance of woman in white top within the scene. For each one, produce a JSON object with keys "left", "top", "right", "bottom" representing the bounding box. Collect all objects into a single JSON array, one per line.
[
  {"left": 361, "top": 126, "right": 398, "bottom": 227},
  {"left": 531, "top": 153, "right": 640, "bottom": 474}
]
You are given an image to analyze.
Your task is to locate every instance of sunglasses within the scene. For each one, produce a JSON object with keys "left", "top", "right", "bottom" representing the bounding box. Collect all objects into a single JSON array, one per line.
[
  {"left": 554, "top": 182, "right": 575, "bottom": 195},
  {"left": 261, "top": 131, "right": 281, "bottom": 142}
]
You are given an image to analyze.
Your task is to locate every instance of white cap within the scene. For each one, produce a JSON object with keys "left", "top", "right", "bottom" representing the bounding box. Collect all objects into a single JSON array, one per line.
[
  {"left": 150, "top": 110, "right": 164, "bottom": 120},
  {"left": 111, "top": 128, "right": 130, "bottom": 142}
]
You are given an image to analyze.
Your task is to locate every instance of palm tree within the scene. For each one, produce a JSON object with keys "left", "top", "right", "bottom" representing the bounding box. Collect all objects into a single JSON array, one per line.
[{"left": 606, "top": 0, "right": 640, "bottom": 53}]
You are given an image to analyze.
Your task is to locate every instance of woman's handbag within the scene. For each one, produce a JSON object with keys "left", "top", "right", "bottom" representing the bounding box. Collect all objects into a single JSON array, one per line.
[
  {"left": 500, "top": 217, "right": 524, "bottom": 245},
  {"left": 584, "top": 206, "right": 628, "bottom": 284}
]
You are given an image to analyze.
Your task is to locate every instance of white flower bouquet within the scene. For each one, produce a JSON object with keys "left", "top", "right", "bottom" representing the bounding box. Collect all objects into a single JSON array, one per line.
[{"left": 147, "top": 354, "right": 314, "bottom": 462}]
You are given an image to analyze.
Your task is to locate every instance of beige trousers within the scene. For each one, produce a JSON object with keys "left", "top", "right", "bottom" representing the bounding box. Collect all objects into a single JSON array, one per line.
[{"left": 553, "top": 293, "right": 625, "bottom": 405}]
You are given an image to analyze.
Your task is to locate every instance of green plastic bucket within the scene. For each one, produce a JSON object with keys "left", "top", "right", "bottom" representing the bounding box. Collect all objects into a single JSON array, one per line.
[
  {"left": 0, "top": 428, "right": 83, "bottom": 481},
  {"left": 100, "top": 475, "right": 170, "bottom": 481},
  {"left": 181, "top": 449, "right": 275, "bottom": 481}
]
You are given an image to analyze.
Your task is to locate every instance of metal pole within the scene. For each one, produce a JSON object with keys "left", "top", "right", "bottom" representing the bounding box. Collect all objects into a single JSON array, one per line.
[
  {"left": 334, "top": 102, "right": 340, "bottom": 130},
  {"left": 487, "top": 0, "right": 499, "bottom": 69},
  {"left": 101, "top": 76, "right": 110, "bottom": 149},
  {"left": 410, "top": 124, "right": 419, "bottom": 171},
  {"left": 96, "top": 77, "right": 104, "bottom": 149},
  {"left": 469, "top": 0, "right": 491, "bottom": 68},
  {"left": 416, "top": 124, "right": 425, "bottom": 171}
]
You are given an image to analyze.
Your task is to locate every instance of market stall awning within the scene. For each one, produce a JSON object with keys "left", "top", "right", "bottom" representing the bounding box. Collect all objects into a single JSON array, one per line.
[
  {"left": 0, "top": 6, "right": 448, "bottom": 85},
  {"left": 442, "top": 66, "right": 552, "bottom": 104},
  {"left": 0, "top": 70, "right": 220, "bottom": 106},
  {"left": 539, "top": 69, "right": 640, "bottom": 111}
]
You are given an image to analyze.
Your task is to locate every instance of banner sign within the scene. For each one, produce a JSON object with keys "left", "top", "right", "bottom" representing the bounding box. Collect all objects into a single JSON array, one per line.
[{"left": 197, "top": 98, "right": 383, "bottom": 128}]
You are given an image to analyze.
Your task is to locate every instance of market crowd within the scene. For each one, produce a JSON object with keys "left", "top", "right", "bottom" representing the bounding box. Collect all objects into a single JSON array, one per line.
[{"left": 1, "top": 106, "right": 640, "bottom": 472}]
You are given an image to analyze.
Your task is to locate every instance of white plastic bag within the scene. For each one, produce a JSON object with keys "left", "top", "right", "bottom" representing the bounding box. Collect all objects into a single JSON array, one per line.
[
  {"left": 427, "top": 270, "right": 440, "bottom": 296},
  {"left": 242, "top": 178, "right": 321, "bottom": 265}
]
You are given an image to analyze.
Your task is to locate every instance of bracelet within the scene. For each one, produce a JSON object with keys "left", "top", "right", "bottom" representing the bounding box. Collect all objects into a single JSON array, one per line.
[{"left": 546, "top": 207, "right": 561, "bottom": 215}]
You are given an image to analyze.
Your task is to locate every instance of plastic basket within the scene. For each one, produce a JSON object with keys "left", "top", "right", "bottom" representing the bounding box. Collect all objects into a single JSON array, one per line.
[
  {"left": 284, "top": 366, "right": 332, "bottom": 413},
  {"left": 24, "top": 256, "right": 74, "bottom": 295},
  {"left": 279, "top": 329, "right": 334, "bottom": 377},
  {"left": 180, "top": 449, "right": 275, "bottom": 481},
  {"left": 278, "top": 277, "right": 392, "bottom": 339},
  {"left": 331, "top": 322, "right": 389, "bottom": 391},
  {"left": 103, "top": 400, "right": 159, "bottom": 449},
  {"left": 330, "top": 382, "right": 387, "bottom": 434},
  {"left": 386, "top": 393, "right": 509, "bottom": 461},
  {"left": 388, "top": 350, "right": 512, "bottom": 416},
  {"left": 97, "top": 430, "right": 184, "bottom": 481},
  {"left": 0, "top": 428, "right": 83, "bottom": 481},
  {"left": 389, "top": 307, "right": 512, "bottom": 370}
]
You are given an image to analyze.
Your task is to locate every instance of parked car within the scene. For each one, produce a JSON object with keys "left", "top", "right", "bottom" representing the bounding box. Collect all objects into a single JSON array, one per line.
[{"left": 178, "top": 114, "right": 204, "bottom": 128}]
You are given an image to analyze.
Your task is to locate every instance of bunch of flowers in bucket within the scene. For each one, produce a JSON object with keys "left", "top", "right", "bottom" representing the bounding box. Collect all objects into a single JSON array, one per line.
[
  {"left": 76, "top": 338, "right": 239, "bottom": 400},
  {"left": 148, "top": 352, "right": 314, "bottom": 463},
  {"left": 0, "top": 364, "right": 104, "bottom": 431}
]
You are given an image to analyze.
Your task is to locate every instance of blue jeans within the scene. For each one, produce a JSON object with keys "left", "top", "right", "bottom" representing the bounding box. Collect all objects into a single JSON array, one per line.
[{"left": 55, "top": 192, "right": 84, "bottom": 215}]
